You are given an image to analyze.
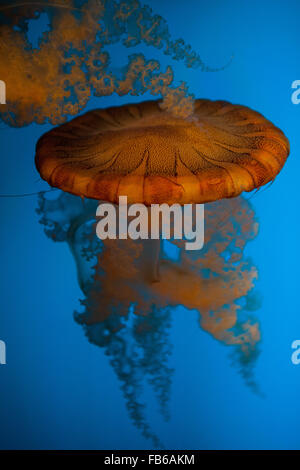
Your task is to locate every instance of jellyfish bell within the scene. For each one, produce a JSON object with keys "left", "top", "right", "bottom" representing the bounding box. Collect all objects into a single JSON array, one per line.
[{"left": 35, "top": 98, "right": 289, "bottom": 205}]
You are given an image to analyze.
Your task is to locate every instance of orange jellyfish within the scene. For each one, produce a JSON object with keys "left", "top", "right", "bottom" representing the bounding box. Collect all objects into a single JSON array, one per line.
[
  {"left": 35, "top": 99, "right": 289, "bottom": 204},
  {"left": 35, "top": 98, "right": 289, "bottom": 446},
  {"left": 35, "top": 97, "right": 289, "bottom": 283},
  {"left": 35, "top": 97, "right": 290, "bottom": 365}
]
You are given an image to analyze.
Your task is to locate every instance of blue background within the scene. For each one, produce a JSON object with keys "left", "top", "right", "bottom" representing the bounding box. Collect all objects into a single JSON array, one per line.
[{"left": 0, "top": 0, "right": 300, "bottom": 449}]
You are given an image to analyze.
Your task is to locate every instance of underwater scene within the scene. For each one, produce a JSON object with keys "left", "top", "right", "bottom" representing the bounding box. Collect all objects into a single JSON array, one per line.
[{"left": 0, "top": 0, "right": 299, "bottom": 451}]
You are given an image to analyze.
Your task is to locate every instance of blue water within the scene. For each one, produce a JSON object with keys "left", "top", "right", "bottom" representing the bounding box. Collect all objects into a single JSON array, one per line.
[{"left": 0, "top": 0, "right": 300, "bottom": 450}]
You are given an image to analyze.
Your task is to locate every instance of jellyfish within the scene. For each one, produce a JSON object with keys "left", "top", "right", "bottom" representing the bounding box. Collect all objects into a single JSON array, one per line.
[
  {"left": 35, "top": 98, "right": 289, "bottom": 282},
  {"left": 0, "top": 0, "right": 290, "bottom": 450},
  {"left": 35, "top": 97, "right": 289, "bottom": 445}
]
